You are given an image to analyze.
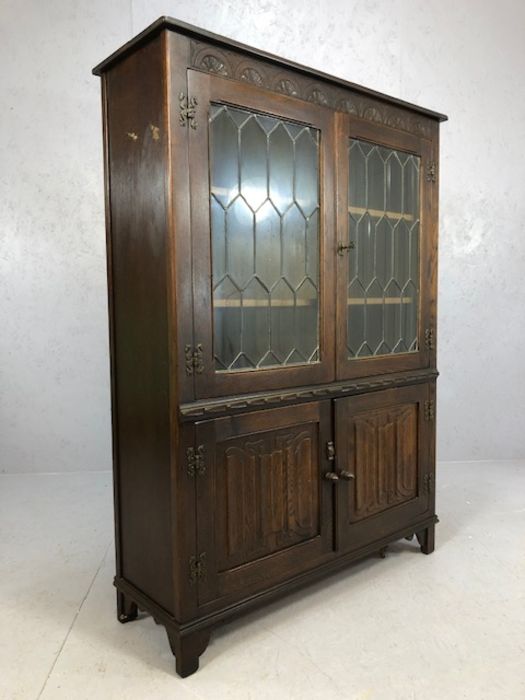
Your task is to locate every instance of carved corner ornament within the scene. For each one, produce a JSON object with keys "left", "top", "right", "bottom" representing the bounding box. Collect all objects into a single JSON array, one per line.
[
  {"left": 423, "top": 473, "right": 434, "bottom": 494},
  {"left": 179, "top": 92, "right": 198, "bottom": 130},
  {"left": 149, "top": 124, "right": 160, "bottom": 141},
  {"left": 426, "top": 161, "right": 437, "bottom": 183}
]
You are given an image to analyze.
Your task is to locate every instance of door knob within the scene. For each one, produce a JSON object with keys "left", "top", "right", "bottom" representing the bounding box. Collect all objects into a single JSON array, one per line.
[
  {"left": 339, "top": 470, "right": 355, "bottom": 480},
  {"left": 324, "top": 472, "right": 339, "bottom": 481}
]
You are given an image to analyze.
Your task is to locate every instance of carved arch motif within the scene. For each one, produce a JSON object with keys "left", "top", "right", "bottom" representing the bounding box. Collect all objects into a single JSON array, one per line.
[{"left": 189, "top": 40, "right": 434, "bottom": 137}]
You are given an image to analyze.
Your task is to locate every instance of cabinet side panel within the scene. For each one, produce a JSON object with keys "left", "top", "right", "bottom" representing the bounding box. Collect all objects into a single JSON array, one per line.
[{"left": 105, "top": 36, "right": 173, "bottom": 612}]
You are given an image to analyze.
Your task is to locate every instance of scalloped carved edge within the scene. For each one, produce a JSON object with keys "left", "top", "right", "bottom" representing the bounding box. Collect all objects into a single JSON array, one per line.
[
  {"left": 180, "top": 369, "right": 438, "bottom": 419},
  {"left": 190, "top": 41, "right": 433, "bottom": 138}
]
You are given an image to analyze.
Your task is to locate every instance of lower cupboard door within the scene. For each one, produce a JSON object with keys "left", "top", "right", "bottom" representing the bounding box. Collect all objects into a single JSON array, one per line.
[
  {"left": 334, "top": 383, "right": 434, "bottom": 553},
  {"left": 195, "top": 401, "right": 334, "bottom": 608}
]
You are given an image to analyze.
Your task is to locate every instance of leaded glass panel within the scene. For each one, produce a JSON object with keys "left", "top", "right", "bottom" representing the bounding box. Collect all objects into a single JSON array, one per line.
[
  {"left": 209, "top": 103, "right": 320, "bottom": 372},
  {"left": 347, "top": 139, "right": 420, "bottom": 358}
]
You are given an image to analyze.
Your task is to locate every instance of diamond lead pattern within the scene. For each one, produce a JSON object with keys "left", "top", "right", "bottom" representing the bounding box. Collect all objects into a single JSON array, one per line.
[
  {"left": 209, "top": 104, "right": 320, "bottom": 372},
  {"left": 347, "top": 139, "right": 420, "bottom": 359}
]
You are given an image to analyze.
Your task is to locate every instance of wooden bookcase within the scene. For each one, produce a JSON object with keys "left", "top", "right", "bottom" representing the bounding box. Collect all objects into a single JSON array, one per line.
[{"left": 93, "top": 16, "right": 446, "bottom": 677}]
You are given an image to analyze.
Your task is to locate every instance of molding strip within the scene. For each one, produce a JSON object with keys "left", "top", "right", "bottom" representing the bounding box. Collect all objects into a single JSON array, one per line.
[{"left": 180, "top": 368, "right": 438, "bottom": 420}]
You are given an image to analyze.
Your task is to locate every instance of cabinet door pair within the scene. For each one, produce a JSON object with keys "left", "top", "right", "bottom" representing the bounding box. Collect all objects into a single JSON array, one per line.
[
  {"left": 193, "top": 383, "right": 434, "bottom": 609},
  {"left": 187, "top": 69, "right": 436, "bottom": 400}
]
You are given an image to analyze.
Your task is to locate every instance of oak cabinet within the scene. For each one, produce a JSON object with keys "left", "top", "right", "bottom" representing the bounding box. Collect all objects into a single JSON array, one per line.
[{"left": 93, "top": 16, "right": 446, "bottom": 677}]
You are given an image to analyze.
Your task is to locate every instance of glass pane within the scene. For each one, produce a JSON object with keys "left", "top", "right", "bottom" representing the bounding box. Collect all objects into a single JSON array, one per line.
[
  {"left": 347, "top": 139, "right": 420, "bottom": 358},
  {"left": 209, "top": 103, "right": 320, "bottom": 372}
]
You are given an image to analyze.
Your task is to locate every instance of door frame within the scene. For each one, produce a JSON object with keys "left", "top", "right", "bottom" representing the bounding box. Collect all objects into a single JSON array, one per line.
[
  {"left": 188, "top": 68, "right": 336, "bottom": 399},
  {"left": 334, "top": 383, "right": 433, "bottom": 552},
  {"left": 194, "top": 401, "right": 334, "bottom": 610},
  {"left": 335, "top": 114, "right": 435, "bottom": 380}
]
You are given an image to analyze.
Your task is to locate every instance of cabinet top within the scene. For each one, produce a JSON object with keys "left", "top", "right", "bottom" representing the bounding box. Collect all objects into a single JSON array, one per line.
[{"left": 92, "top": 16, "right": 447, "bottom": 123}]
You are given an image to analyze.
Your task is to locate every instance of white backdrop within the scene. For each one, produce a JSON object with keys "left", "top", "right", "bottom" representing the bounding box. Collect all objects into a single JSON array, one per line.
[{"left": 1, "top": 0, "right": 524, "bottom": 472}]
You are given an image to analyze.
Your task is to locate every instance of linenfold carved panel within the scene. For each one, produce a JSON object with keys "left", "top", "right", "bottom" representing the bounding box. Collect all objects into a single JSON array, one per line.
[
  {"left": 216, "top": 426, "right": 320, "bottom": 571},
  {"left": 190, "top": 40, "right": 433, "bottom": 138},
  {"left": 351, "top": 404, "right": 418, "bottom": 521}
]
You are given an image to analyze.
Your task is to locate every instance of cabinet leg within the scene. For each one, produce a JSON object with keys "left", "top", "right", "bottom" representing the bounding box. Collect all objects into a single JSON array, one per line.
[
  {"left": 117, "top": 590, "right": 138, "bottom": 623},
  {"left": 416, "top": 523, "right": 435, "bottom": 555},
  {"left": 167, "top": 628, "right": 211, "bottom": 678}
]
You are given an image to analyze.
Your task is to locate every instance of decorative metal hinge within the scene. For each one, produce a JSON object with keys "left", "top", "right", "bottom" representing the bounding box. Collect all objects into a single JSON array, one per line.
[
  {"left": 326, "top": 440, "right": 336, "bottom": 461},
  {"left": 185, "top": 344, "right": 204, "bottom": 376},
  {"left": 424, "top": 400, "right": 435, "bottom": 421},
  {"left": 187, "top": 445, "right": 206, "bottom": 477},
  {"left": 189, "top": 553, "right": 207, "bottom": 583},
  {"left": 424, "top": 328, "right": 435, "bottom": 350},
  {"left": 426, "top": 161, "right": 437, "bottom": 183},
  {"left": 423, "top": 473, "right": 435, "bottom": 494},
  {"left": 179, "top": 92, "right": 198, "bottom": 129}
]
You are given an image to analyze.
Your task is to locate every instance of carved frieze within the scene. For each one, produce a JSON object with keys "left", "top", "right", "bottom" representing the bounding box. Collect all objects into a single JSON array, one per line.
[
  {"left": 239, "top": 66, "right": 264, "bottom": 86},
  {"left": 274, "top": 76, "right": 299, "bottom": 97},
  {"left": 190, "top": 40, "right": 433, "bottom": 138},
  {"left": 200, "top": 53, "right": 229, "bottom": 75}
]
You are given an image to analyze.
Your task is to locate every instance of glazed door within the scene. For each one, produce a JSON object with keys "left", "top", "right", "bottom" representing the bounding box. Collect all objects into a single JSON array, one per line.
[
  {"left": 334, "top": 384, "right": 434, "bottom": 552},
  {"left": 188, "top": 69, "right": 336, "bottom": 398},
  {"left": 335, "top": 115, "right": 436, "bottom": 379},
  {"left": 195, "top": 402, "right": 334, "bottom": 608}
]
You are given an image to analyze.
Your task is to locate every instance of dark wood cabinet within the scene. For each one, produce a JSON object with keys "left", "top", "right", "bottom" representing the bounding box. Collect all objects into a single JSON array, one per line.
[{"left": 93, "top": 16, "right": 446, "bottom": 677}]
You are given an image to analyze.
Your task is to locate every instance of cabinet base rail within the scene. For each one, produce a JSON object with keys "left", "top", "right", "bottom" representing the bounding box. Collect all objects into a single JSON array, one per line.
[{"left": 115, "top": 515, "right": 437, "bottom": 677}]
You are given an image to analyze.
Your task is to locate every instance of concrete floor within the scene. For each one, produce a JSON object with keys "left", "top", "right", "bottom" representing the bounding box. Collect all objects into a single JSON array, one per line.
[{"left": 1, "top": 462, "right": 524, "bottom": 700}]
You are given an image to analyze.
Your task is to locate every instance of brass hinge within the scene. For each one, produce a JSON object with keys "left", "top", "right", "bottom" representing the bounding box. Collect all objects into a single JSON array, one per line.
[
  {"left": 423, "top": 473, "right": 435, "bottom": 494},
  {"left": 179, "top": 92, "right": 198, "bottom": 129},
  {"left": 187, "top": 445, "right": 206, "bottom": 477},
  {"left": 424, "top": 328, "right": 435, "bottom": 350},
  {"left": 424, "top": 400, "right": 435, "bottom": 421},
  {"left": 426, "top": 161, "right": 437, "bottom": 183},
  {"left": 185, "top": 343, "right": 204, "bottom": 376},
  {"left": 189, "top": 552, "right": 207, "bottom": 583},
  {"left": 326, "top": 440, "right": 336, "bottom": 461}
]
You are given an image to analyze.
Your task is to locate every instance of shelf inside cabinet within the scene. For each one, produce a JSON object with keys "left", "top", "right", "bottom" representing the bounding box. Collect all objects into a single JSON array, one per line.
[
  {"left": 348, "top": 206, "right": 415, "bottom": 222},
  {"left": 215, "top": 299, "right": 313, "bottom": 308},
  {"left": 214, "top": 297, "right": 414, "bottom": 308},
  {"left": 347, "top": 297, "right": 414, "bottom": 305},
  {"left": 209, "top": 194, "right": 415, "bottom": 224}
]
